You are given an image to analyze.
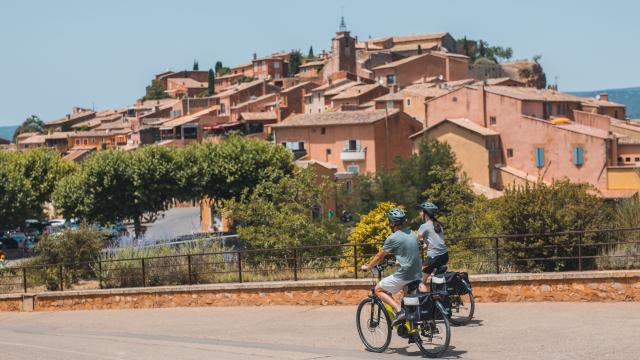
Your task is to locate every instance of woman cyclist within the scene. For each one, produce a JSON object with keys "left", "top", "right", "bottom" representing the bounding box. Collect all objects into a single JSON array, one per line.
[
  {"left": 415, "top": 202, "right": 449, "bottom": 291},
  {"left": 360, "top": 208, "right": 423, "bottom": 326}
]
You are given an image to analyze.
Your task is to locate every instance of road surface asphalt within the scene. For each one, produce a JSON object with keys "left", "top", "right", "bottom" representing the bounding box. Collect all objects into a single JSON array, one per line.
[{"left": 1, "top": 302, "right": 639, "bottom": 359}]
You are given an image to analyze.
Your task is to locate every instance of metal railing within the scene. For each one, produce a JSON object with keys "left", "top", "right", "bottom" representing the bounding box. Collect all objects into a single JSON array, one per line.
[{"left": 1, "top": 227, "right": 639, "bottom": 295}]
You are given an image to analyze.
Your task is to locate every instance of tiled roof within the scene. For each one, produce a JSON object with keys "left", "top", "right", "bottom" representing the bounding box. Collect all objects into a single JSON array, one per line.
[
  {"left": 370, "top": 32, "right": 449, "bottom": 44},
  {"left": 372, "top": 54, "right": 428, "bottom": 70},
  {"left": 485, "top": 86, "right": 585, "bottom": 102},
  {"left": 294, "top": 159, "right": 337, "bottom": 170},
  {"left": 410, "top": 118, "right": 498, "bottom": 139},
  {"left": 20, "top": 134, "right": 46, "bottom": 144},
  {"left": 95, "top": 119, "right": 131, "bottom": 131},
  {"left": 331, "top": 84, "right": 384, "bottom": 100},
  {"left": 166, "top": 77, "right": 207, "bottom": 88},
  {"left": 271, "top": 109, "right": 399, "bottom": 128},
  {"left": 300, "top": 60, "right": 327, "bottom": 68},
  {"left": 618, "top": 137, "right": 640, "bottom": 145},
  {"left": 215, "top": 79, "right": 265, "bottom": 98},
  {"left": 474, "top": 77, "right": 524, "bottom": 86},
  {"left": 240, "top": 112, "right": 277, "bottom": 121},
  {"left": 47, "top": 110, "right": 96, "bottom": 126},
  {"left": 581, "top": 97, "right": 625, "bottom": 108},
  {"left": 63, "top": 148, "right": 94, "bottom": 162},
  {"left": 281, "top": 81, "right": 316, "bottom": 94},
  {"left": 45, "top": 132, "right": 70, "bottom": 140},
  {"left": 159, "top": 106, "right": 216, "bottom": 129},
  {"left": 68, "top": 130, "right": 130, "bottom": 137},
  {"left": 231, "top": 93, "right": 276, "bottom": 110},
  {"left": 16, "top": 132, "right": 40, "bottom": 139},
  {"left": 312, "top": 79, "right": 352, "bottom": 92},
  {"left": 322, "top": 81, "right": 358, "bottom": 96}
]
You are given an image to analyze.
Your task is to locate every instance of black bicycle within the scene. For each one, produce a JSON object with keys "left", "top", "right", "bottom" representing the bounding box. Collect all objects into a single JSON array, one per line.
[
  {"left": 355, "top": 259, "right": 451, "bottom": 358},
  {"left": 430, "top": 265, "right": 475, "bottom": 326}
]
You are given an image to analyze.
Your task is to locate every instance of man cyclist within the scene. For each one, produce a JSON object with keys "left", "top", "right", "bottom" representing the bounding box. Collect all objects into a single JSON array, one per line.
[
  {"left": 416, "top": 202, "right": 449, "bottom": 292},
  {"left": 361, "top": 208, "right": 422, "bottom": 325}
]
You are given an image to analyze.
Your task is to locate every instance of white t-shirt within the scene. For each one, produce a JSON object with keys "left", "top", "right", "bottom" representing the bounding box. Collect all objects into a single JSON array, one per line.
[{"left": 418, "top": 221, "right": 448, "bottom": 257}]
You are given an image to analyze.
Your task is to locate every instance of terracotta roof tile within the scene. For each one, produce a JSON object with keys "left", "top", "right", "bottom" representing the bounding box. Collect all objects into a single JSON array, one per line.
[
  {"left": 271, "top": 109, "right": 399, "bottom": 128},
  {"left": 331, "top": 84, "right": 384, "bottom": 100}
]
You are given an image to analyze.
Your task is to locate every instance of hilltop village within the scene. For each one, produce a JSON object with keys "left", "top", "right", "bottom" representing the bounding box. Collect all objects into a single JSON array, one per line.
[{"left": 10, "top": 23, "right": 640, "bottom": 201}]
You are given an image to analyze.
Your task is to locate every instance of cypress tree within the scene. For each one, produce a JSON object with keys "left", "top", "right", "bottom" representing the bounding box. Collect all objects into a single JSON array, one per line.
[
  {"left": 208, "top": 68, "right": 215, "bottom": 95},
  {"left": 307, "top": 46, "right": 315, "bottom": 59},
  {"left": 193, "top": 59, "right": 199, "bottom": 71}
]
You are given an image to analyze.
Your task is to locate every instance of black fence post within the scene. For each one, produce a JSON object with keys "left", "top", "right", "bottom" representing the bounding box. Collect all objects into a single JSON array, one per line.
[
  {"left": 353, "top": 244, "right": 358, "bottom": 279},
  {"left": 237, "top": 251, "right": 243, "bottom": 283},
  {"left": 141, "top": 258, "right": 146, "bottom": 287},
  {"left": 578, "top": 233, "right": 583, "bottom": 271},
  {"left": 494, "top": 237, "right": 500, "bottom": 274},
  {"left": 59, "top": 265, "right": 64, "bottom": 291},
  {"left": 293, "top": 248, "right": 298, "bottom": 281},
  {"left": 187, "top": 255, "right": 193, "bottom": 285},
  {"left": 98, "top": 261, "right": 103, "bottom": 289},
  {"left": 22, "top": 267, "right": 27, "bottom": 293}
]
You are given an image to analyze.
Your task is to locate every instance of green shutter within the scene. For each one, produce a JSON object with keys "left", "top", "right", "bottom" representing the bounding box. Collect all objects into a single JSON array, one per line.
[{"left": 535, "top": 147, "right": 544, "bottom": 168}]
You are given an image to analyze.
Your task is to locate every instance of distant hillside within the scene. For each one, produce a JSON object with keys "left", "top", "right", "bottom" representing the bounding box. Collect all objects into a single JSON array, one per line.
[
  {"left": 570, "top": 86, "right": 640, "bottom": 119},
  {"left": 0, "top": 125, "right": 18, "bottom": 142}
]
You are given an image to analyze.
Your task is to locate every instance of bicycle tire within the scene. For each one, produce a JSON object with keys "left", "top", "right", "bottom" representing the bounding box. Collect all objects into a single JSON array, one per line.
[
  {"left": 413, "top": 303, "right": 451, "bottom": 358},
  {"left": 449, "top": 290, "right": 475, "bottom": 326},
  {"left": 356, "top": 297, "right": 392, "bottom": 353}
]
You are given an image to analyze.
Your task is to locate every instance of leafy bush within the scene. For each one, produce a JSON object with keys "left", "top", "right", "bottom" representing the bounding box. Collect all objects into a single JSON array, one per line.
[{"left": 342, "top": 202, "right": 398, "bottom": 269}]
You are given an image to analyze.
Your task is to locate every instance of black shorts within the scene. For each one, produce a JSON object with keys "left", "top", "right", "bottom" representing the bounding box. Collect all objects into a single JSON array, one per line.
[{"left": 423, "top": 252, "right": 449, "bottom": 274}]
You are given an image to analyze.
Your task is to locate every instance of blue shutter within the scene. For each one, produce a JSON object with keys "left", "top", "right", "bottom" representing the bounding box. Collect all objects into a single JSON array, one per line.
[
  {"left": 535, "top": 147, "right": 545, "bottom": 168},
  {"left": 574, "top": 147, "right": 584, "bottom": 166}
]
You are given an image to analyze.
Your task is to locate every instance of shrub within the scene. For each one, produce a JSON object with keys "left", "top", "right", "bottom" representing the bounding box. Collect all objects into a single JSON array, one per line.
[{"left": 343, "top": 202, "right": 398, "bottom": 269}]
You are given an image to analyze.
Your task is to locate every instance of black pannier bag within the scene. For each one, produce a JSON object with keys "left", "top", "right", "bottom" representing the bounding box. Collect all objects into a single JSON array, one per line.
[{"left": 403, "top": 293, "right": 427, "bottom": 322}]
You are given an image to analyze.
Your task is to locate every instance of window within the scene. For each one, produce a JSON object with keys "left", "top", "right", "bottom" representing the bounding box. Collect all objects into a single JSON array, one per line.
[
  {"left": 507, "top": 148, "right": 514, "bottom": 158},
  {"left": 274, "top": 62, "right": 280, "bottom": 69},
  {"left": 326, "top": 148, "right": 331, "bottom": 155},
  {"left": 636, "top": 157, "right": 640, "bottom": 162},
  {"left": 220, "top": 103, "right": 226, "bottom": 115},
  {"left": 253, "top": 63, "right": 258, "bottom": 73},
  {"left": 75, "top": 139, "right": 80, "bottom": 145},
  {"left": 345, "top": 179, "right": 353, "bottom": 193},
  {"left": 386, "top": 100, "right": 394, "bottom": 110},
  {"left": 452, "top": 97, "right": 458, "bottom": 103},
  {"left": 535, "top": 147, "right": 545, "bottom": 168},
  {"left": 283, "top": 141, "right": 304, "bottom": 151},
  {"left": 91, "top": 138, "right": 96, "bottom": 144},
  {"left": 490, "top": 116, "right": 497, "bottom": 126},
  {"left": 347, "top": 164, "right": 360, "bottom": 174},
  {"left": 386, "top": 74, "right": 396, "bottom": 85},
  {"left": 545, "top": 103, "right": 553, "bottom": 117},
  {"left": 406, "top": 98, "right": 411, "bottom": 107},
  {"left": 311, "top": 205, "right": 322, "bottom": 220},
  {"left": 573, "top": 146, "right": 584, "bottom": 167},
  {"left": 261, "top": 61, "right": 266, "bottom": 71},
  {"left": 83, "top": 139, "right": 88, "bottom": 145},
  {"left": 344, "top": 139, "right": 361, "bottom": 152},
  {"left": 274, "top": 72, "right": 281, "bottom": 79},
  {"left": 615, "top": 110, "right": 619, "bottom": 118},
  {"left": 626, "top": 157, "right": 631, "bottom": 162},
  {"left": 321, "top": 127, "right": 326, "bottom": 135},
  {"left": 618, "top": 157, "right": 623, "bottom": 163}
]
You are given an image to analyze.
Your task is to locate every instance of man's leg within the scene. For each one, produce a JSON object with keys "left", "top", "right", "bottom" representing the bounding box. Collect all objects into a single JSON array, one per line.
[{"left": 375, "top": 283, "right": 400, "bottom": 313}]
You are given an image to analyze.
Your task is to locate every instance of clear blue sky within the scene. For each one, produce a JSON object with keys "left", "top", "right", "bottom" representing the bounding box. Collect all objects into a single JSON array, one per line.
[{"left": 1, "top": 0, "right": 638, "bottom": 126}]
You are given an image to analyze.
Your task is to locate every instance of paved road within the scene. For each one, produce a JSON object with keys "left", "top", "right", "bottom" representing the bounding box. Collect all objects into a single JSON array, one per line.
[{"left": 1, "top": 303, "right": 639, "bottom": 359}]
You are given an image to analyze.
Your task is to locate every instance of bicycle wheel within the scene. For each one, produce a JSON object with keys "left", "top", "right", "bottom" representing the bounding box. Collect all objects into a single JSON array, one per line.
[
  {"left": 449, "top": 290, "right": 475, "bottom": 326},
  {"left": 356, "top": 297, "right": 392, "bottom": 353},
  {"left": 413, "top": 304, "right": 450, "bottom": 358}
]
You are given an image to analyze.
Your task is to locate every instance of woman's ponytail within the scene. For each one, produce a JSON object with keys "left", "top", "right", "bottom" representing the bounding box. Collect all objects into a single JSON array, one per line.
[{"left": 431, "top": 214, "right": 443, "bottom": 234}]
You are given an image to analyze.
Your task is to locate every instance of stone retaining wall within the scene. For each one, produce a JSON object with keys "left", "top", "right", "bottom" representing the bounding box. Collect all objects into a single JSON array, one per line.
[{"left": 1, "top": 270, "right": 639, "bottom": 312}]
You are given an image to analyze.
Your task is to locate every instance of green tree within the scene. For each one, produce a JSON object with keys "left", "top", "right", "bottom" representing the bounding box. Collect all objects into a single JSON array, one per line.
[
  {"left": 288, "top": 50, "right": 303, "bottom": 76},
  {"left": 53, "top": 150, "right": 135, "bottom": 227},
  {"left": 225, "top": 169, "right": 341, "bottom": 249},
  {"left": 0, "top": 160, "right": 33, "bottom": 230},
  {"left": 215, "top": 61, "right": 223, "bottom": 74},
  {"left": 417, "top": 44, "right": 423, "bottom": 55},
  {"left": 128, "top": 146, "right": 181, "bottom": 237},
  {"left": 307, "top": 46, "right": 315, "bottom": 59},
  {"left": 498, "top": 181, "right": 611, "bottom": 271},
  {"left": 208, "top": 68, "right": 215, "bottom": 95},
  {"left": 142, "top": 79, "right": 168, "bottom": 101},
  {"left": 13, "top": 115, "right": 45, "bottom": 142},
  {"left": 343, "top": 202, "right": 398, "bottom": 268},
  {"left": 177, "top": 135, "right": 294, "bottom": 205},
  {"left": 192, "top": 59, "right": 199, "bottom": 71}
]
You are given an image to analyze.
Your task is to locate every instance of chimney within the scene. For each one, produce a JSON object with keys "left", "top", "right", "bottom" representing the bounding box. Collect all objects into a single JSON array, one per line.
[{"left": 598, "top": 93, "right": 609, "bottom": 101}]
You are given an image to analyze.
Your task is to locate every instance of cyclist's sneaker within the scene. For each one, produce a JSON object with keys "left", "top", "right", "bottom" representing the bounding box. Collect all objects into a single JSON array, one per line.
[{"left": 392, "top": 310, "right": 406, "bottom": 326}]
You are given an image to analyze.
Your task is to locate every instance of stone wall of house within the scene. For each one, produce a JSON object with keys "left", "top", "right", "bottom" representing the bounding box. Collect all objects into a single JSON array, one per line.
[{"left": 1, "top": 271, "right": 639, "bottom": 312}]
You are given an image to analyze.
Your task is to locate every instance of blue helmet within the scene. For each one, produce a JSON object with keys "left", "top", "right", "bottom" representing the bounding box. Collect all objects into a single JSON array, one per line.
[
  {"left": 387, "top": 208, "right": 407, "bottom": 225},
  {"left": 416, "top": 202, "right": 439, "bottom": 216}
]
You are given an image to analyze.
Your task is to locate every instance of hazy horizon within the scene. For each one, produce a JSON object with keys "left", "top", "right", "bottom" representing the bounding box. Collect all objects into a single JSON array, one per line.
[{"left": 2, "top": 0, "right": 639, "bottom": 126}]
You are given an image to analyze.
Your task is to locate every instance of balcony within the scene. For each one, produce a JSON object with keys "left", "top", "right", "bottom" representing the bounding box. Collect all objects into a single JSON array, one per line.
[{"left": 340, "top": 150, "right": 366, "bottom": 161}]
